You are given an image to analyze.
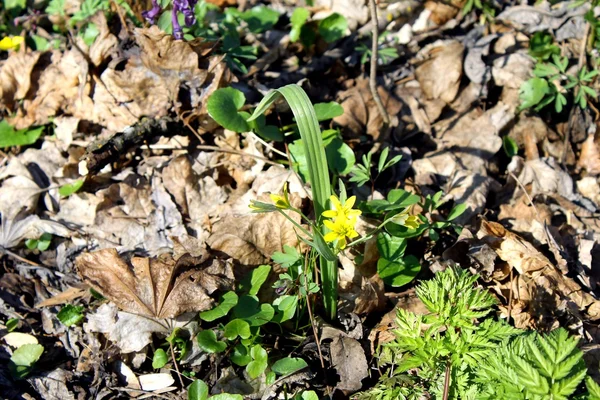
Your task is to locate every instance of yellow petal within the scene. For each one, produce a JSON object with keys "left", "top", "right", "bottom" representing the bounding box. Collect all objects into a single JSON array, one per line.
[
  {"left": 337, "top": 237, "right": 347, "bottom": 249},
  {"left": 347, "top": 209, "right": 362, "bottom": 218},
  {"left": 347, "top": 230, "right": 359, "bottom": 239},
  {"left": 324, "top": 232, "right": 338, "bottom": 242},
  {"left": 322, "top": 210, "right": 337, "bottom": 218},
  {"left": 330, "top": 195, "right": 342, "bottom": 211},
  {"left": 344, "top": 196, "right": 356, "bottom": 210},
  {"left": 323, "top": 220, "right": 336, "bottom": 231},
  {"left": 0, "top": 36, "right": 23, "bottom": 51}
]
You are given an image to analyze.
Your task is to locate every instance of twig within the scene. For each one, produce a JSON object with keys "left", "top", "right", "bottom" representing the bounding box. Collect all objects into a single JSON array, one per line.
[
  {"left": 507, "top": 268, "right": 514, "bottom": 323},
  {"left": 2, "top": 249, "right": 41, "bottom": 267},
  {"left": 578, "top": 21, "right": 591, "bottom": 70},
  {"left": 169, "top": 340, "right": 185, "bottom": 388},
  {"left": 442, "top": 360, "right": 451, "bottom": 400},
  {"left": 367, "top": 0, "right": 391, "bottom": 130}
]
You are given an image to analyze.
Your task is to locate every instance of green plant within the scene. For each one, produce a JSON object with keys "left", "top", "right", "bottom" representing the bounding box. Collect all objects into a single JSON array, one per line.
[
  {"left": 25, "top": 233, "right": 52, "bottom": 252},
  {"left": 528, "top": 31, "right": 560, "bottom": 61},
  {"left": 357, "top": 267, "right": 600, "bottom": 399},
  {"left": 198, "top": 265, "right": 307, "bottom": 379},
  {"left": 188, "top": 379, "right": 243, "bottom": 400},
  {"left": 0, "top": 120, "right": 44, "bottom": 148},
  {"left": 461, "top": 0, "right": 496, "bottom": 23},
  {"left": 9, "top": 343, "right": 44, "bottom": 378},
  {"left": 349, "top": 148, "right": 403, "bottom": 192},
  {"left": 288, "top": 8, "right": 348, "bottom": 47},
  {"left": 519, "top": 54, "right": 599, "bottom": 113},
  {"left": 57, "top": 304, "right": 85, "bottom": 327}
]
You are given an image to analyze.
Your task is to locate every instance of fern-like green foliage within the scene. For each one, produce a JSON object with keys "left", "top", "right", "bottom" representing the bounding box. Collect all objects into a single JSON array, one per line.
[{"left": 355, "top": 267, "right": 600, "bottom": 400}]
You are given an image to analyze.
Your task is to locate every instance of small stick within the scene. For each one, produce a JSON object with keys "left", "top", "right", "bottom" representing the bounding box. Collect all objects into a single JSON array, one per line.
[
  {"left": 169, "top": 340, "right": 185, "bottom": 388},
  {"left": 442, "top": 360, "right": 451, "bottom": 400},
  {"left": 368, "top": 0, "right": 390, "bottom": 129}
]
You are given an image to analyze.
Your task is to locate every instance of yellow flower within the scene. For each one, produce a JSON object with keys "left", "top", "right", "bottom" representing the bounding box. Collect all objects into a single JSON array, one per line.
[
  {"left": 0, "top": 36, "right": 24, "bottom": 51},
  {"left": 322, "top": 195, "right": 361, "bottom": 221},
  {"left": 269, "top": 193, "right": 290, "bottom": 209},
  {"left": 390, "top": 208, "right": 422, "bottom": 230},
  {"left": 269, "top": 182, "right": 291, "bottom": 209},
  {"left": 323, "top": 216, "right": 359, "bottom": 249}
]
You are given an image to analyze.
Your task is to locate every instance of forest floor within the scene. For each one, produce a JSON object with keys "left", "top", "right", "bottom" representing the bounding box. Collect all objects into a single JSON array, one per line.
[{"left": 1, "top": 0, "right": 600, "bottom": 399}]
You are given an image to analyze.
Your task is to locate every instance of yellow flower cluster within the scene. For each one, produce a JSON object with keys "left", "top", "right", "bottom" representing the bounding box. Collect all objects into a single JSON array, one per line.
[
  {"left": 322, "top": 195, "right": 361, "bottom": 250},
  {"left": 0, "top": 36, "right": 24, "bottom": 51}
]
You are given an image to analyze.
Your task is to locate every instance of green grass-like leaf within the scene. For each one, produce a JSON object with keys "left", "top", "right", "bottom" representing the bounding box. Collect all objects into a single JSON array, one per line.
[{"left": 248, "top": 84, "right": 337, "bottom": 319}]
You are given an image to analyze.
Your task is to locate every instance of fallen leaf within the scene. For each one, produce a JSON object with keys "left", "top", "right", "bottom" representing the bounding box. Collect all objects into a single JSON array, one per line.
[
  {"left": 207, "top": 199, "right": 302, "bottom": 265},
  {"left": 478, "top": 221, "right": 600, "bottom": 328},
  {"left": 76, "top": 248, "right": 234, "bottom": 319},
  {"left": 36, "top": 286, "right": 86, "bottom": 308},
  {"left": 138, "top": 373, "right": 175, "bottom": 391},
  {"left": 3, "top": 332, "right": 38, "bottom": 347},
  {"left": 415, "top": 40, "right": 464, "bottom": 103},
  {"left": 333, "top": 78, "right": 403, "bottom": 140},
  {"left": 329, "top": 334, "right": 368, "bottom": 393},
  {"left": 577, "top": 135, "right": 600, "bottom": 176}
]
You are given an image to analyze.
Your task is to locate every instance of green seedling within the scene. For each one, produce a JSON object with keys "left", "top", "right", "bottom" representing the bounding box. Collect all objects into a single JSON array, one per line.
[
  {"left": 357, "top": 267, "right": 600, "bottom": 399},
  {"left": 10, "top": 343, "right": 44, "bottom": 378},
  {"left": 25, "top": 233, "right": 52, "bottom": 252},
  {"left": 519, "top": 54, "right": 599, "bottom": 113},
  {"left": 57, "top": 304, "right": 85, "bottom": 327},
  {"left": 0, "top": 120, "right": 44, "bottom": 148},
  {"left": 288, "top": 8, "right": 348, "bottom": 47}
]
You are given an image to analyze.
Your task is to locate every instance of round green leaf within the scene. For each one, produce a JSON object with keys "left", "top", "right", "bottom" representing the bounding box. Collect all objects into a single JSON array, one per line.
[
  {"left": 210, "top": 395, "right": 244, "bottom": 400},
  {"left": 246, "top": 345, "right": 268, "bottom": 379},
  {"left": 377, "top": 255, "right": 421, "bottom": 287},
  {"left": 196, "top": 330, "right": 227, "bottom": 353},
  {"left": 152, "top": 348, "right": 168, "bottom": 369},
  {"left": 313, "top": 102, "right": 344, "bottom": 121},
  {"left": 302, "top": 391, "right": 319, "bottom": 400},
  {"left": 207, "top": 88, "right": 250, "bottom": 132},
  {"left": 224, "top": 319, "right": 251, "bottom": 340},
  {"left": 233, "top": 296, "right": 275, "bottom": 326},
  {"left": 318, "top": 13, "right": 348, "bottom": 43},
  {"left": 188, "top": 379, "right": 209, "bottom": 400},
  {"left": 241, "top": 6, "right": 280, "bottom": 33},
  {"left": 10, "top": 343, "right": 44, "bottom": 367},
  {"left": 519, "top": 77, "right": 549, "bottom": 110},
  {"left": 376, "top": 232, "right": 407, "bottom": 261},
  {"left": 231, "top": 343, "right": 252, "bottom": 366},
  {"left": 290, "top": 8, "right": 310, "bottom": 42},
  {"left": 325, "top": 137, "right": 355, "bottom": 175},
  {"left": 271, "top": 357, "right": 308, "bottom": 376},
  {"left": 200, "top": 291, "right": 238, "bottom": 322},
  {"left": 273, "top": 295, "right": 298, "bottom": 323}
]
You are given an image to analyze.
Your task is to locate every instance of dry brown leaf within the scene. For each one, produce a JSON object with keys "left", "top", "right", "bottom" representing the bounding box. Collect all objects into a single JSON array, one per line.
[
  {"left": 577, "top": 135, "right": 600, "bottom": 175},
  {"left": 415, "top": 40, "right": 464, "bottom": 103},
  {"left": 477, "top": 221, "right": 600, "bottom": 328},
  {"left": 207, "top": 203, "right": 301, "bottom": 265},
  {"left": 333, "top": 78, "right": 403, "bottom": 140},
  {"left": 329, "top": 334, "right": 368, "bottom": 393},
  {"left": 0, "top": 52, "right": 41, "bottom": 110},
  {"left": 36, "top": 286, "right": 86, "bottom": 308},
  {"left": 76, "top": 248, "right": 234, "bottom": 319}
]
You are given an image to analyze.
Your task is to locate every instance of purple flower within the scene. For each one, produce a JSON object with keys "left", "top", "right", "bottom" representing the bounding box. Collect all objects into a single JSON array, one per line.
[
  {"left": 142, "top": 0, "right": 162, "bottom": 24},
  {"left": 143, "top": 0, "right": 198, "bottom": 40}
]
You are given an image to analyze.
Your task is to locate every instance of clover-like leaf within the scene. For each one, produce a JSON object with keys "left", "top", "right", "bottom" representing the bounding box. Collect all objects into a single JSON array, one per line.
[
  {"left": 519, "top": 78, "right": 549, "bottom": 110},
  {"left": 224, "top": 319, "right": 251, "bottom": 340},
  {"left": 197, "top": 330, "right": 227, "bottom": 353},
  {"left": 271, "top": 357, "right": 308, "bottom": 376},
  {"left": 199, "top": 291, "right": 238, "bottom": 322},
  {"left": 318, "top": 13, "right": 347, "bottom": 43},
  {"left": 377, "top": 255, "right": 421, "bottom": 287},
  {"left": 207, "top": 88, "right": 250, "bottom": 133}
]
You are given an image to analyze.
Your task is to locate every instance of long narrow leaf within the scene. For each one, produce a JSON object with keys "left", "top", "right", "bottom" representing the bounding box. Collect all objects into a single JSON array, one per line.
[{"left": 249, "top": 84, "right": 338, "bottom": 319}]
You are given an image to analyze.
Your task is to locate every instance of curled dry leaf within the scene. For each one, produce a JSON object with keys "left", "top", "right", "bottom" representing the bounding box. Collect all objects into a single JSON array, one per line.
[
  {"left": 75, "top": 248, "right": 234, "bottom": 319},
  {"left": 207, "top": 197, "right": 302, "bottom": 265},
  {"left": 329, "top": 334, "right": 369, "bottom": 393},
  {"left": 477, "top": 221, "right": 600, "bottom": 328},
  {"left": 415, "top": 40, "right": 464, "bottom": 104},
  {"left": 333, "top": 78, "right": 403, "bottom": 140}
]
